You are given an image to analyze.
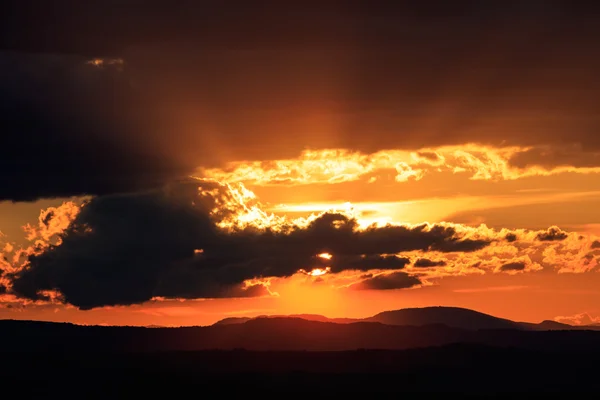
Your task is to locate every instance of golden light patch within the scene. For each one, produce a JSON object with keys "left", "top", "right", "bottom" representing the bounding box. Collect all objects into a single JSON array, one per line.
[
  {"left": 308, "top": 267, "right": 331, "bottom": 277},
  {"left": 197, "top": 145, "right": 600, "bottom": 187}
]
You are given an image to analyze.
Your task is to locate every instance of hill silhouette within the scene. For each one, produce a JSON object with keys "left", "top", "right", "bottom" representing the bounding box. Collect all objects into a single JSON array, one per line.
[
  {"left": 212, "top": 317, "right": 253, "bottom": 325},
  {"left": 213, "top": 306, "right": 600, "bottom": 331},
  {"left": 2, "top": 314, "right": 600, "bottom": 353},
  {"left": 214, "top": 313, "right": 357, "bottom": 326},
  {"left": 3, "top": 308, "right": 600, "bottom": 394},
  {"left": 365, "top": 306, "right": 522, "bottom": 330}
]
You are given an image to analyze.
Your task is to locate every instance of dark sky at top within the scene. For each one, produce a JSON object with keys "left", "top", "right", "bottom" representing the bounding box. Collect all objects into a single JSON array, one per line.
[{"left": 1, "top": 0, "right": 600, "bottom": 200}]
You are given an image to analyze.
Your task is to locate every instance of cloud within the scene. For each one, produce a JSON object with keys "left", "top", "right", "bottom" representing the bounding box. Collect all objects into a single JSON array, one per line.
[
  {"left": 554, "top": 312, "right": 600, "bottom": 326},
  {"left": 499, "top": 261, "right": 526, "bottom": 272},
  {"left": 23, "top": 201, "right": 83, "bottom": 245},
  {"left": 350, "top": 271, "right": 421, "bottom": 291},
  {"left": 413, "top": 258, "right": 447, "bottom": 268},
  {"left": 414, "top": 151, "right": 445, "bottom": 165},
  {"left": 3, "top": 3, "right": 600, "bottom": 165},
  {"left": 453, "top": 285, "right": 529, "bottom": 294},
  {"left": 5, "top": 180, "right": 491, "bottom": 309},
  {"left": 541, "top": 235, "right": 600, "bottom": 274},
  {"left": 4, "top": 180, "right": 600, "bottom": 309},
  {"left": 535, "top": 226, "right": 568, "bottom": 242},
  {"left": 1, "top": 4, "right": 599, "bottom": 205},
  {"left": 198, "top": 146, "right": 600, "bottom": 188},
  {"left": 0, "top": 52, "right": 190, "bottom": 201},
  {"left": 508, "top": 145, "right": 600, "bottom": 170},
  {"left": 3, "top": 6, "right": 600, "bottom": 204},
  {"left": 327, "top": 255, "right": 411, "bottom": 273}
]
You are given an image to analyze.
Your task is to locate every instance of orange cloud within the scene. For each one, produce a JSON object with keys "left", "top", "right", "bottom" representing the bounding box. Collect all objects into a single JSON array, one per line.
[
  {"left": 453, "top": 285, "right": 529, "bottom": 293},
  {"left": 197, "top": 145, "right": 600, "bottom": 186},
  {"left": 22, "top": 201, "right": 83, "bottom": 246},
  {"left": 0, "top": 289, "right": 66, "bottom": 309},
  {"left": 0, "top": 200, "right": 83, "bottom": 298},
  {"left": 554, "top": 312, "right": 600, "bottom": 326}
]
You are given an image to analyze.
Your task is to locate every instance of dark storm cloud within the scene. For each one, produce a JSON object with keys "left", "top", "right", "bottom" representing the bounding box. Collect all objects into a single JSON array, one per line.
[
  {"left": 0, "top": 52, "right": 191, "bottom": 201},
  {"left": 535, "top": 226, "right": 568, "bottom": 242},
  {"left": 415, "top": 152, "right": 444, "bottom": 163},
  {"left": 115, "top": 5, "right": 600, "bottom": 162},
  {"left": 508, "top": 146, "right": 600, "bottom": 170},
  {"left": 328, "top": 255, "right": 411, "bottom": 272},
  {"left": 0, "top": 284, "right": 6, "bottom": 295},
  {"left": 505, "top": 233, "right": 518, "bottom": 242},
  {"left": 8, "top": 182, "right": 491, "bottom": 309},
  {"left": 351, "top": 272, "right": 421, "bottom": 291},
  {"left": 413, "top": 258, "right": 447, "bottom": 268},
  {"left": 1, "top": 1, "right": 599, "bottom": 193},
  {"left": 500, "top": 262, "right": 527, "bottom": 272}
]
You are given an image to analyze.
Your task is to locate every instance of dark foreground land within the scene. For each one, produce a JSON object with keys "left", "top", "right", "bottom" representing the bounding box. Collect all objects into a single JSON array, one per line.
[
  {"left": 2, "top": 315, "right": 600, "bottom": 395},
  {"left": 2, "top": 345, "right": 599, "bottom": 395}
]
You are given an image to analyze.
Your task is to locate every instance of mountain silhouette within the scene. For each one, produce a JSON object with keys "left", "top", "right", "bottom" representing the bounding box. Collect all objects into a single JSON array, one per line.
[
  {"left": 214, "top": 313, "right": 358, "bottom": 326},
  {"left": 212, "top": 317, "right": 253, "bottom": 325},
  {"left": 212, "top": 306, "right": 600, "bottom": 331},
  {"left": 524, "top": 320, "right": 576, "bottom": 331},
  {"left": 2, "top": 312, "right": 600, "bottom": 353},
  {"left": 3, "top": 308, "right": 600, "bottom": 394},
  {"left": 365, "top": 306, "right": 522, "bottom": 330}
]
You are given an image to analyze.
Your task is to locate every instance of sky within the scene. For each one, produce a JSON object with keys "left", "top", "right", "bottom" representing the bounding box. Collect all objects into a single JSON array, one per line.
[{"left": 1, "top": 1, "right": 600, "bottom": 326}]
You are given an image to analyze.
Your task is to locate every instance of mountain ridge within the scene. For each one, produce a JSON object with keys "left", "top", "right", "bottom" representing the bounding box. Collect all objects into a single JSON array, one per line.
[
  {"left": 2, "top": 316, "right": 600, "bottom": 353},
  {"left": 212, "top": 306, "right": 600, "bottom": 331}
]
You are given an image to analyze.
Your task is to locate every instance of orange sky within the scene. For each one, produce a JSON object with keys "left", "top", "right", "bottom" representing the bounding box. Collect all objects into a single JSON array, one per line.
[
  {"left": 2, "top": 4, "right": 600, "bottom": 327},
  {"left": 2, "top": 146, "right": 600, "bottom": 326}
]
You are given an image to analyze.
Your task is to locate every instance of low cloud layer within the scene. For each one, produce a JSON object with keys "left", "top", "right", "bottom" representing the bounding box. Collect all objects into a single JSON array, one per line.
[
  {"left": 6, "top": 181, "right": 491, "bottom": 309},
  {"left": 1, "top": 181, "right": 598, "bottom": 310}
]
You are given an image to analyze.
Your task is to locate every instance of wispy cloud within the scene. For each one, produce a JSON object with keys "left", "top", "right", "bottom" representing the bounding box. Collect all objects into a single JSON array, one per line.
[
  {"left": 198, "top": 145, "right": 600, "bottom": 187},
  {"left": 453, "top": 285, "right": 530, "bottom": 293}
]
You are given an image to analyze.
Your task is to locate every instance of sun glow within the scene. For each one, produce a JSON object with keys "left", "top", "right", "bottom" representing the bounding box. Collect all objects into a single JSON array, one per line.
[
  {"left": 306, "top": 267, "right": 331, "bottom": 277},
  {"left": 318, "top": 252, "right": 333, "bottom": 260}
]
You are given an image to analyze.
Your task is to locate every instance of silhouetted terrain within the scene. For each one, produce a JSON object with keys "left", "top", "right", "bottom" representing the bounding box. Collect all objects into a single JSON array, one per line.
[
  {"left": 366, "top": 307, "right": 523, "bottom": 329},
  {"left": 214, "top": 313, "right": 358, "bottom": 326},
  {"left": 3, "top": 315, "right": 600, "bottom": 353},
  {"left": 213, "top": 306, "right": 600, "bottom": 331},
  {"left": 2, "top": 307, "right": 600, "bottom": 394},
  {"left": 1, "top": 344, "right": 599, "bottom": 394}
]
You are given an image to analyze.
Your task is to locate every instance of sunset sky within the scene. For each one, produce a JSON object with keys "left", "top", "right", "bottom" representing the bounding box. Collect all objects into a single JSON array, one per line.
[{"left": 1, "top": 1, "right": 600, "bottom": 327}]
